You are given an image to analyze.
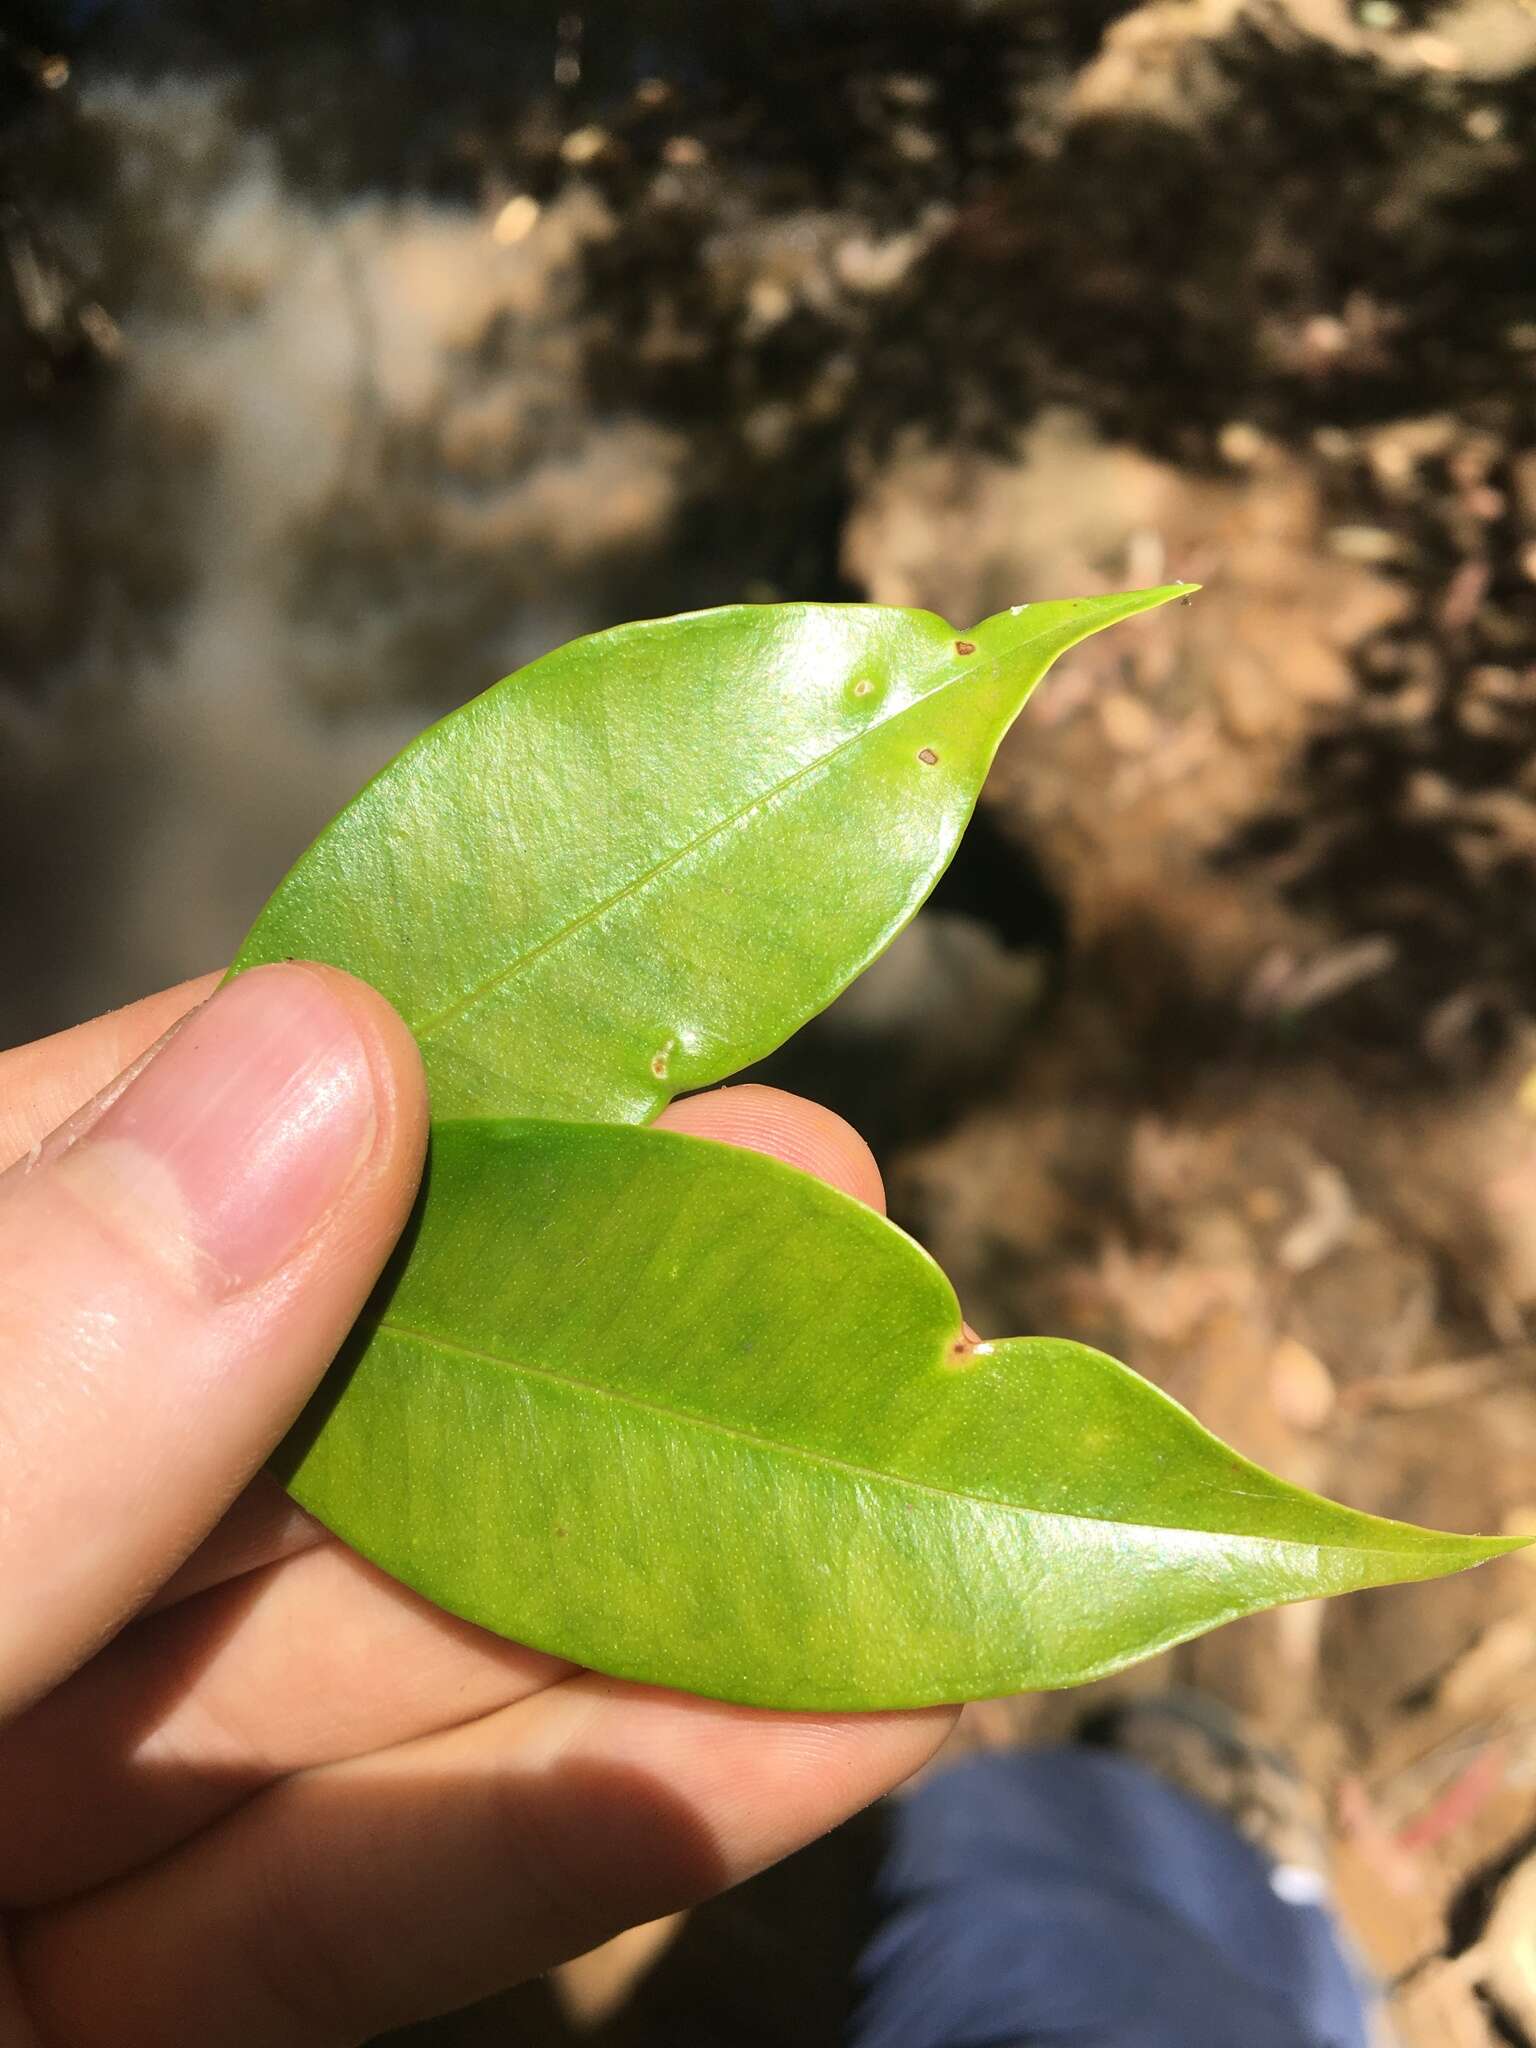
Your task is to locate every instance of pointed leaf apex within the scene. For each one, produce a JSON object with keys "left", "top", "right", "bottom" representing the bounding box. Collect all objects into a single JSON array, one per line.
[
  {"left": 1350, "top": 1520, "right": 1531, "bottom": 1584},
  {"left": 969, "top": 580, "right": 1198, "bottom": 640},
  {"left": 1460, "top": 1529, "right": 1534, "bottom": 1562}
]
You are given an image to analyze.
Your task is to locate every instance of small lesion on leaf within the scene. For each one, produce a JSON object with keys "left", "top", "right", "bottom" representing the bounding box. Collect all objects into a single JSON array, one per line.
[
  {"left": 942, "top": 1327, "right": 994, "bottom": 1371},
  {"left": 650, "top": 1034, "right": 676, "bottom": 1080},
  {"left": 917, "top": 747, "right": 939, "bottom": 766},
  {"left": 851, "top": 677, "right": 875, "bottom": 698},
  {"left": 954, "top": 639, "right": 976, "bottom": 656}
]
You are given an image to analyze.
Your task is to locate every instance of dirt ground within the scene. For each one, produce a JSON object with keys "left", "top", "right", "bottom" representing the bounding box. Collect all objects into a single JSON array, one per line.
[{"left": 4, "top": 1, "right": 1536, "bottom": 2040}]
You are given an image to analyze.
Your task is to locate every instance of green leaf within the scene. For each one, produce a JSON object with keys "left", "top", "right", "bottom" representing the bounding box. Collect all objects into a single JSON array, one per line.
[
  {"left": 279, "top": 1119, "right": 1518, "bottom": 1710},
  {"left": 230, "top": 588, "right": 1192, "bottom": 1121}
]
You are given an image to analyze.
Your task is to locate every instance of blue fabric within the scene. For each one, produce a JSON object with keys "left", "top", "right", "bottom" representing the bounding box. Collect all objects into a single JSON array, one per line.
[{"left": 850, "top": 1751, "right": 1371, "bottom": 2048}]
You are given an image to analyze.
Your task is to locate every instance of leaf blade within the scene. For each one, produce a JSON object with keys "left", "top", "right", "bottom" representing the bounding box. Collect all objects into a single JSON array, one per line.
[
  {"left": 278, "top": 1120, "right": 1516, "bottom": 1709},
  {"left": 230, "top": 588, "right": 1192, "bottom": 1120}
]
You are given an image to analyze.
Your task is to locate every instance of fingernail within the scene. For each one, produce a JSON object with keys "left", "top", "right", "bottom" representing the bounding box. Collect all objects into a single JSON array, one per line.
[{"left": 56, "top": 966, "right": 378, "bottom": 1297}]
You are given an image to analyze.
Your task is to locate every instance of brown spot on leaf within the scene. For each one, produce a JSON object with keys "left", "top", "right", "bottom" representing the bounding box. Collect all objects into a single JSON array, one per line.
[
  {"left": 955, "top": 639, "right": 976, "bottom": 655},
  {"left": 943, "top": 1329, "right": 994, "bottom": 1371},
  {"left": 918, "top": 746, "right": 939, "bottom": 765}
]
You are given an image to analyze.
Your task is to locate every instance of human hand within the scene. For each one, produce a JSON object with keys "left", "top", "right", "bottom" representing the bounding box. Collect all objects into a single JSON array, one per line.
[{"left": 0, "top": 964, "right": 955, "bottom": 2045}]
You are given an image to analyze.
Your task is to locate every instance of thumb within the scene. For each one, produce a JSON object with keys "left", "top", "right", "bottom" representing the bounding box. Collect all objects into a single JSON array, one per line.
[{"left": 0, "top": 964, "right": 427, "bottom": 1722}]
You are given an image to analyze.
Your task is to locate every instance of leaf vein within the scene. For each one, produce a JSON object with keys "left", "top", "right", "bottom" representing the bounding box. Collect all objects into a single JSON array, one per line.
[
  {"left": 379, "top": 1318, "right": 1440, "bottom": 1557},
  {"left": 409, "top": 619, "right": 1067, "bottom": 1040}
]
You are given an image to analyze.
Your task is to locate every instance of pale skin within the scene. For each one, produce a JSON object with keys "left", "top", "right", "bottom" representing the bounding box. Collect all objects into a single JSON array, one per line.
[{"left": 0, "top": 964, "right": 957, "bottom": 2045}]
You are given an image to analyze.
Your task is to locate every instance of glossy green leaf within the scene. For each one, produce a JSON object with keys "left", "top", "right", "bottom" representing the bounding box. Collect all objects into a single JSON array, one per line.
[
  {"left": 278, "top": 1119, "right": 1517, "bottom": 1710},
  {"left": 231, "top": 588, "right": 1192, "bottom": 1121}
]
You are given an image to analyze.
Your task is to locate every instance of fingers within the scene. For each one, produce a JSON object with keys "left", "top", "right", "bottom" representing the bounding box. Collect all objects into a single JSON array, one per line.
[
  {"left": 0, "top": 964, "right": 428, "bottom": 1720},
  {"left": 13, "top": 1677, "right": 954, "bottom": 2048},
  {"left": 0, "top": 1077, "right": 893, "bottom": 1903},
  {"left": 0, "top": 1543, "right": 571, "bottom": 1907},
  {"left": 0, "top": 973, "right": 221, "bottom": 1171},
  {"left": 655, "top": 1082, "right": 886, "bottom": 1212},
  {"left": 144, "top": 1473, "right": 324, "bottom": 1613}
]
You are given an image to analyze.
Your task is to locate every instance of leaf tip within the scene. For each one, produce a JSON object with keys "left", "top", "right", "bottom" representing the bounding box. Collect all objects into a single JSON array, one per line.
[
  {"left": 1390, "top": 1523, "right": 1533, "bottom": 1583},
  {"left": 1125, "top": 579, "right": 1201, "bottom": 610}
]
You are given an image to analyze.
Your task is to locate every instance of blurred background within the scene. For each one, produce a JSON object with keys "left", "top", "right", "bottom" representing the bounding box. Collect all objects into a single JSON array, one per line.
[{"left": 4, "top": 0, "right": 1536, "bottom": 2040}]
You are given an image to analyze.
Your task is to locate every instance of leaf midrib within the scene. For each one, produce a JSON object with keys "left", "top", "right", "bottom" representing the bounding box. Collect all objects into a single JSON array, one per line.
[
  {"left": 409, "top": 618, "right": 1058, "bottom": 1040},
  {"left": 382, "top": 1318, "right": 1438, "bottom": 1559}
]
